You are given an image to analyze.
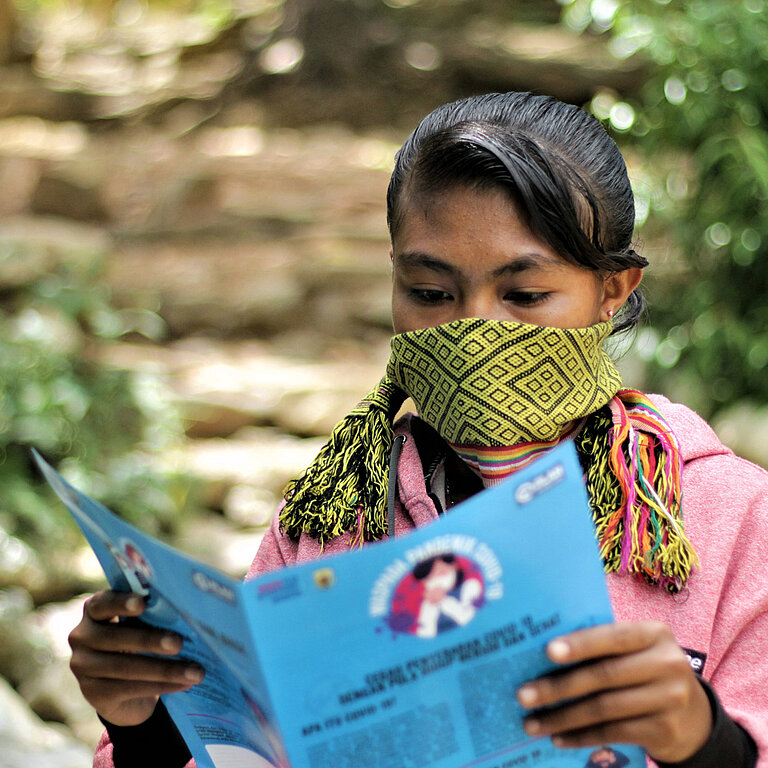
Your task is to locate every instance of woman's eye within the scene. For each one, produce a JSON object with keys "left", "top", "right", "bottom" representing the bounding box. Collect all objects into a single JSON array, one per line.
[
  {"left": 505, "top": 291, "right": 549, "bottom": 306},
  {"left": 411, "top": 289, "right": 453, "bottom": 304}
]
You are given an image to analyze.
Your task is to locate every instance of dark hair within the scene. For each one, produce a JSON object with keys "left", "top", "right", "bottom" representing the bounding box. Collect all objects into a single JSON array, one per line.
[
  {"left": 412, "top": 554, "right": 464, "bottom": 586},
  {"left": 386, "top": 92, "right": 647, "bottom": 335}
]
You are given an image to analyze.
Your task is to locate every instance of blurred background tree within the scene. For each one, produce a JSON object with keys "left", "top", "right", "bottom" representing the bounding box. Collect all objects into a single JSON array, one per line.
[
  {"left": 0, "top": 227, "right": 191, "bottom": 563},
  {"left": 2, "top": 0, "right": 768, "bottom": 755},
  {"left": 0, "top": 0, "right": 19, "bottom": 64},
  {"left": 0, "top": 0, "right": 766, "bottom": 573},
  {"left": 561, "top": 0, "right": 768, "bottom": 418}
]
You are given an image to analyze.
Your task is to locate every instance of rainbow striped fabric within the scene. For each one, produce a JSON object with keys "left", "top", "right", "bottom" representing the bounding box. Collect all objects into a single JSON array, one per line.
[{"left": 449, "top": 420, "right": 585, "bottom": 486}]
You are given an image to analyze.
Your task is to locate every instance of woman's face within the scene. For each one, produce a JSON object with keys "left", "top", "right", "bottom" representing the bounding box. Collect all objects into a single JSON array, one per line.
[
  {"left": 424, "top": 559, "right": 458, "bottom": 591},
  {"left": 391, "top": 185, "right": 640, "bottom": 334}
]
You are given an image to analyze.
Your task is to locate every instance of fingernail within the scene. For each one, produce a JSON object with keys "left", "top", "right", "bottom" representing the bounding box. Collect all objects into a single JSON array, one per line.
[
  {"left": 552, "top": 736, "right": 565, "bottom": 748},
  {"left": 524, "top": 718, "right": 541, "bottom": 735},
  {"left": 160, "top": 635, "right": 180, "bottom": 652},
  {"left": 126, "top": 597, "right": 142, "bottom": 613},
  {"left": 517, "top": 686, "right": 538, "bottom": 707},
  {"left": 185, "top": 666, "right": 204, "bottom": 682},
  {"left": 548, "top": 639, "right": 570, "bottom": 661}
]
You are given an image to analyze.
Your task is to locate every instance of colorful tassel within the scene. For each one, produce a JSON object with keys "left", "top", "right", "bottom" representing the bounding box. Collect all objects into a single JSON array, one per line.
[
  {"left": 576, "top": 390, "right": 698, "bottom": 592},
  {"left": 280, "top": 320, "right": 697, "bottom": 592}
]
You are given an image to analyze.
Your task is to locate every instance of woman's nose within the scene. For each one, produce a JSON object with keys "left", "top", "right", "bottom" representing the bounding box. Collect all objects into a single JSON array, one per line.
[{"left": 460, "top": 292, "right": 509, "bottom": 323}]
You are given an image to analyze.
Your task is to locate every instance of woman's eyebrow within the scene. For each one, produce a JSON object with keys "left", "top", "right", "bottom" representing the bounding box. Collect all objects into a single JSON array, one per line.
[
  {"left": 492, "top": 253, "right": 558, "bottom": 277},
  {"left": 396, "top": 250, "right": 558, "bottom": 277},
  {"left": 396, "top": 251, "right": 461, "bottom": 276}
]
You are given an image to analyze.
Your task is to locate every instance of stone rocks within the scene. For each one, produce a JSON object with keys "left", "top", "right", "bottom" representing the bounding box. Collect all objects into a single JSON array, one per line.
[
  {"left": 98, "top": 336, "right": 389, "bottom": 440},
  {"left": 0, "top": 589, "right": 103, "bottom": 753},
  {"left": 0, "top": 587, "right": 42, "bottom": 688},
  {"left": 174, "top": 514, "right": 267, "bottom": 579},
  {"left": 0, "top": 67, "right": 93, "bottom": 122},
  {"left": 0, "top": 520, "right": 104, "bottom": 605},
  {"left": 0, "top": 675, "right": 93, "bottom": 768},
  {"left": 175, "top": 427, "right": 326, "bottom": 509},
  {"left": 19, "top": 596, "right": 104, "bottom": 746},
  {"left": 0, "top": 215, "right": 108, "bottom": 290},
  {"left": 107, "top": 239, "right": 308, "bottom": 337},
  {"left": 0, "top": 528, "right": 43, "bottom": 595},
  {"left": 31, "top": 173, "right": 109, "bottom": 222}
]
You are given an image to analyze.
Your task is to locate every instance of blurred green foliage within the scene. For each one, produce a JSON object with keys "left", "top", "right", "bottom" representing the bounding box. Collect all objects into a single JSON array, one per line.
[
  {"left": 0, "top": 237, "right": 193, "bottom": 550},
  {"left": 563, "top": 0, "right": 768, "bottom": 415}
]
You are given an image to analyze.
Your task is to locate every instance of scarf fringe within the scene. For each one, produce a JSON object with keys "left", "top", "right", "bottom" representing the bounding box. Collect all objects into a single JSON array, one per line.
[
  {"left": 280, "top": 381, "right": 404, "bottom": 547},
  {"left": 576, "top": 392, "right": 698, "bottom": 593},
  {"left": 279, "top": 351, "right": 696, "bottom": 591}
]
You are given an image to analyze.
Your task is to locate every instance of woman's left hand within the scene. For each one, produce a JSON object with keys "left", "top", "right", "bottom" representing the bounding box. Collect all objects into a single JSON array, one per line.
[{"left": 516, "top": 621, "right": 713, "bottom": 763}]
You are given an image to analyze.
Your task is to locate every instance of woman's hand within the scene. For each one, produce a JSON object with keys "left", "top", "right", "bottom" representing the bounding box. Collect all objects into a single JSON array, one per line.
[
  {"left": 69, "top": 591, "right": 205, "bottom": 727},
  {"left": 516, "top": 622, "right": 712, "bottom": 763}
]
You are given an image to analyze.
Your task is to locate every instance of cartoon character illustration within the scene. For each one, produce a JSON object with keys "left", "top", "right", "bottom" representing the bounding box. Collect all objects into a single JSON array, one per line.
[
  {"left": 124, "top": 541, "right": 152, "bottom": 589},
  {"left": 106, "top": 541, "right": 150, "bottom": 597},
  {"left": 412, "top": 554, "right": 484, "bottom": 638},
  {"left": 585, "top": 746, "right": 631, "bottom": 768}
]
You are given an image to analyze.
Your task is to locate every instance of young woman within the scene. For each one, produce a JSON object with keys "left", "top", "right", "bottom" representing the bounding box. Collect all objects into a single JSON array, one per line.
[{"left": 69, "top": 92, "right": 767, "bottom": 768}]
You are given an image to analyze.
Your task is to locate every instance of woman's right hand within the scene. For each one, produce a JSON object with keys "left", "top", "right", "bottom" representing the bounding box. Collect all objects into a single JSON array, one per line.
[{"left": 69, "top": 591, "right": 205, "bottom": 726}]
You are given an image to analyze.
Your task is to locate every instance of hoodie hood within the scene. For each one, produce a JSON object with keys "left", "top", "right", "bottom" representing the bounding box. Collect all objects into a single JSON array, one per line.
[{"left": 648, "top": 395, "right": 733, "bottom": 464}]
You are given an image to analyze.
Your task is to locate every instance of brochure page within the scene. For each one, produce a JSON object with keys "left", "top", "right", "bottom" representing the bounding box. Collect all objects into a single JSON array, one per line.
[
  {"left": 242, "top": 442, "right": 646, "bottom": 768},
  {"left": 38, "top": 442, "right": 645, "bottom": 768},
  {"left": 34, "top": 451, "right": 286, "bottom": 768}
]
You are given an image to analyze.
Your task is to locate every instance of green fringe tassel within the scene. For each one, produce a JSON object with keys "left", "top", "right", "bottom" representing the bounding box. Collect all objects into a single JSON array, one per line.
[
  {"left": 575, "top": 406, "right": 695, "bottom": 592},
  {"left": 280, "top": 380, "right": 405, "bottom": 547},
  {"left": 576, "top": 408, "right": 626, "bottom": 571}
]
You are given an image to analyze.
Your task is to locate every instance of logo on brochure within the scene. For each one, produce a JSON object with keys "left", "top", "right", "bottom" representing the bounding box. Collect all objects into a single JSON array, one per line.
[
  {"left": 109, "top": 539, "right": 153, "bottom": 596},
  {"left": 256, "top": 575, "right": 301, "bottom": 603},
  {"left": 192, "top": 571, "right": 236, "bottom": 604},
  {"left": 514, "top": 462, "right": 566, "bottom": 505},
  {"left": 369, "top": 534, "right": 503, "bottom": 638},
  {"left": 312, "top": 568, "right": 336, "bottom": 589}
]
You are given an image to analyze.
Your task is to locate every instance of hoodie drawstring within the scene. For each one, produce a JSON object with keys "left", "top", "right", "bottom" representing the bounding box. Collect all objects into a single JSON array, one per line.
[{"left": 387, "top": 435, "right": 407, "bottom": 539}]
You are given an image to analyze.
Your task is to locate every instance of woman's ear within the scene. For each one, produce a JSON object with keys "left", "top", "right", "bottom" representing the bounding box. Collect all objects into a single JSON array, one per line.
[{"left": 600, "top": 267, "right": 643, "bottom": 322}]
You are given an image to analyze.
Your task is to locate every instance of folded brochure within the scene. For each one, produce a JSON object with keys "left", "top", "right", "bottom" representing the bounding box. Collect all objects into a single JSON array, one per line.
[{"left": 36, "top": 442, "right": 645, "bottom": 768}]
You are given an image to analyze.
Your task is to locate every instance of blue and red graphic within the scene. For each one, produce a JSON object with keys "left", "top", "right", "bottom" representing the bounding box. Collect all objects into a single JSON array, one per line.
[{"left": 386, "top": 554, "right": 486, "bottom": 638}]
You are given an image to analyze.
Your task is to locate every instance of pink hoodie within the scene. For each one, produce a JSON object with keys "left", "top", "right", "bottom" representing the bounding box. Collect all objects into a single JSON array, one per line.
[{"left": 94, "top": 396, "right": 768, "bottom": 767}]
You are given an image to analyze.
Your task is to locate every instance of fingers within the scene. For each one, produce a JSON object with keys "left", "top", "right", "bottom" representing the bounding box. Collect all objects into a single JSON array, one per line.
[
  {"left": 76, "top": 618, "right": 183, "bottom": 656},
  {"left": 522, "top": 680, "right": 682, "bottom": 738},
  {"left": 520, "top": 675, "right": 708, "bottom": 762},
  {"left": 530, "top": 705, "right": 703, "bottom": 758},
  {"left": 71, "top": 592, "right": 184, "bottom": 657},
  {"left": 77, "top": 677, "right": 199, "bottom": 705},
  {"left": 71, "top": 646, "right": 204, "bottom": 685},
  {"left": 70, "top": 590, "right": 201, "bottom": 681},
  {"left": 68, "top": 590, "right": 206, "bottom": 726},
  {"left": 517, "top": 626, "right": 688, "bottom": 709},
  {"left": 514, "top": 621, "right": 713, "bottom": 762},
  {"left": 546, "top": 713, "right": 665, "bottom": 750},
  {"left": 546, "top": 692, "right": 713, "bottom": 764},
  {"left": 544, "top": 621, "right": 673, "bottom": 664},
  {"left": 69, "top": 641, "right": 204, "bottom": 726},
  {"left": 84, "top": 590, "right": 146, "bottom": 623}
]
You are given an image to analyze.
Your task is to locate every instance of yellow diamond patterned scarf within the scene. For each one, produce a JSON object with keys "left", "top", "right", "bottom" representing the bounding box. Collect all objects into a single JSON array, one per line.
[
  {"left": 387, "top": 317, "right": 621, "bottom": 445},
  {"left": 281, "top": 318, "right": 696, "bottom": 591}
]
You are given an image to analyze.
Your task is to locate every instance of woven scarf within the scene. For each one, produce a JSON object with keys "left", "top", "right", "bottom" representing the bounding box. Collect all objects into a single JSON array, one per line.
[{"left": 281, "top": 318, "right": 697, "bottom": 591}]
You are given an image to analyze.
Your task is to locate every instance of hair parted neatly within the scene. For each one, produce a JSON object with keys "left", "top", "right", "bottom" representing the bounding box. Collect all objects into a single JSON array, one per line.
[{"left": 386, "top": 91, "right": 648, "bottom": 335}]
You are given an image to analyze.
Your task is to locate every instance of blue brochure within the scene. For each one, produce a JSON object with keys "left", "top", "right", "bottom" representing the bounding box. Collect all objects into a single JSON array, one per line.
[{"left": 37, "top": 443, "right": 645, "bottom": 768}]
